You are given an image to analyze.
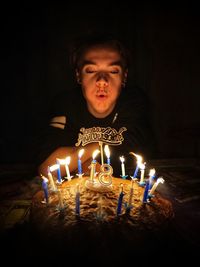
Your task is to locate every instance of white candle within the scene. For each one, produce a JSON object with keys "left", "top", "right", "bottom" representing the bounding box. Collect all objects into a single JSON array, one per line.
[
  {"left": 47, "top": 166, "right": 56, "bottom": 191},
  {"left": 139, "top": 162, "right": 146, "bottom": 184},
  {"left": 149, "top": 168, "right": 156, "bottom": 189},
  {"left": 65, "top": 156, "right": 71, "bottom": 180},
  {"left": 149, "top": 177, "right": 165, "bottom": 195},
  {"left": 120, "top": 156, "right": 126, "bottom": 177}
]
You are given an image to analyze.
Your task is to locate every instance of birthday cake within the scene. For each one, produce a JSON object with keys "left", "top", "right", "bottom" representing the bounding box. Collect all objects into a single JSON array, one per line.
[{"left": 30, "top": 173, "right": 174, "bottom": 260}]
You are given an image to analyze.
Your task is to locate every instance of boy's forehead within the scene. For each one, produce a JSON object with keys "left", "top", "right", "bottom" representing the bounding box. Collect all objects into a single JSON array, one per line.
[{"left": 83, "top": 46, "right": 122, "bottom": 63}]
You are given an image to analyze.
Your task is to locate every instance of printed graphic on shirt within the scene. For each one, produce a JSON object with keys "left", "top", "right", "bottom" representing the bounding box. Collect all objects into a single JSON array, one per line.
[{"left": 75, "top": 126, "right": 127, "bottom": 146}]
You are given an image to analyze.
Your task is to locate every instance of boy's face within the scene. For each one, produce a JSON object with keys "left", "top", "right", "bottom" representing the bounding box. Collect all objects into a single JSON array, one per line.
[{"left": 76, "top": 45, "right": 127, "bottom": 118}]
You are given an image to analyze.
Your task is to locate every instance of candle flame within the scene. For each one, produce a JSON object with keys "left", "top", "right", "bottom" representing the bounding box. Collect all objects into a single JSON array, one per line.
[
  {"left": 129, "top": 152, "right": 143, "bottom": 164},
  {"left": 139, "top": 162, "right": 146, "bottom": 169},
  {"left": 104, "top": 145, "right": 110, "bottom": 158},
  {"left": 49, "top": 164, "right": 59, "bottom": 172},
  {"left": 92, "top": 149, "right": 100, "bottom": 159},
  {"left": 149, "top": 168, "right": 156, "bottom": 176},
  {"left": 65, "top": 156, "right": 71, "bottom": 165},
  {"left": 78, "top": 148, "right": 84, "bottom": 158},
  {"left": 157, "top": 177, "right": 165, "bottom": 184},
  {"left": 119, "top": 156, "right": 125, "bottom": 163},
  {"left": 57, "top": 158, "right": 66, "bottom": 165}
]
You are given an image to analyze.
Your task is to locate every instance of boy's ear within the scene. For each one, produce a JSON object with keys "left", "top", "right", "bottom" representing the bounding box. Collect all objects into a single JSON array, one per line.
[
  {"left": 122, "top": 69, "right": 128, "bottom": 87},
  {"left": 76, "top": 69, "right": 81, "bottom": 84}
]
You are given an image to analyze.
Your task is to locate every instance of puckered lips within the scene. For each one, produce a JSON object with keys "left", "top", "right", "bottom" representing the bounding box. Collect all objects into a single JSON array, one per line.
[{"left": 96, "top": 93, "right": 108, "bottom": 100}]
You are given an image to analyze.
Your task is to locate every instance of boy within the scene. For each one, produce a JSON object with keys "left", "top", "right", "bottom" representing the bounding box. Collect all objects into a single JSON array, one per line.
[{"left": 37, "top": 32, "right": 155, "bottom": 177}]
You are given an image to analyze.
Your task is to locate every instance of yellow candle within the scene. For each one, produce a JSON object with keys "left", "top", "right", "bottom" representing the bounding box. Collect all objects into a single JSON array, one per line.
[{"left": 57, "top": 189, "right": 64, "bottom": 209}]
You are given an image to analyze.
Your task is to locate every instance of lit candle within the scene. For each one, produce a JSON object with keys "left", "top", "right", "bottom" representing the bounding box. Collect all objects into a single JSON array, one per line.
[
  {"left": 90, "top": 149, "right": 100, "bottom": 182},
  {"left": 75, "top": 183, "right": 80, "bottom": 215},
  {"left": 57, "top": 189, "right": 64, "bottom": 210},
  {"left": 65, "top": 156, "right": 72, "bottom": 180},
  {"left": 47, "top": 166, "right": 57, "bottom": 191},
  {"left": 126, "top": 181, "right": 134, "bottom": 213},
  {"left": 99, "top": 141, "right": 104, "bottom": 165},
  {"left": 120, "top": 156, "right": 128, "bottom": 179},
  {"left": 149, "top": 177, "right": 165, "bottom": 196},
  {"left": 56, "top": 159, "right": 62, "bottom": 183},
  {"left": 77, "top": 148, "right": 84, "bottom": 176},
  {"left": 116, "top": 183, "right": 125, "bottom": 216},
  {"left": 129, "top": 152, "right": 143, "bottom": 178},
  {"left": 139, "top": 162, "right": 146, "bottom": 186},
  {"left": 41, "top": 175, "right": 49, "bottom": 204},
  {"left": 104, "top": 145, "right": 111, "bottom": 165},
  {"left": 142, "top": 180, "right": 150, "bottom": 203},
  {"left": 149, "top": 168, "right": 156, "bottom": 189}
]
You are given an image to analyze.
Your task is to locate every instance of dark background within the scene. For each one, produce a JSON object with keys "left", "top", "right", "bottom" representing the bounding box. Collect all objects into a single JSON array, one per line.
[{"left": 1, "top": 2, "right": 199, "bottom": 164}]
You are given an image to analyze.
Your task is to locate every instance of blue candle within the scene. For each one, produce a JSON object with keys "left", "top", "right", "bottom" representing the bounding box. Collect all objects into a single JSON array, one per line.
[
  {"left": 133, "top": 164, "right": 139, "bottom": 178},
  {"left": 77, "top": 149, "right": 84, "bottom": 176},
  {"left": 117, "top": 184, "right": 125, "bottom": 216},
  {"left": 56, "top": 159, "right": 62, "bottom": 183},
  {"left": 75, "top": 184, "right": 80, "bottom": 215},
  {"left": 78, "top": 158, "right": 82, "bottom": 175},
  {"left": 42, "top": 176, "right": 49, "bottom": 204},
  {"left": 104, "top": 145, "right": 111, "bottom": 165},
  {"left": 142, "top": 180, "right": 150, "bottom": 203}
]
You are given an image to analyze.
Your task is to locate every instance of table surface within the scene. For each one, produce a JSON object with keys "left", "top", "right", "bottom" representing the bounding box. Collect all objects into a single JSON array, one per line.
[{"left": 0, "top": 158, "right": 200, "bottom": 262}]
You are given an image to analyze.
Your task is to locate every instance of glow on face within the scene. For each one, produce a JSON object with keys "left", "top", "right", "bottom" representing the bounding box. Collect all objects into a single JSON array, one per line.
[{"left": 78, "top": 46, "right": 127, "bottom": 118}]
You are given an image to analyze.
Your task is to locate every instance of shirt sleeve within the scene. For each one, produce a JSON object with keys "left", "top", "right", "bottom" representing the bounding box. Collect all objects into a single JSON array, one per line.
[{"left": 33, "top": 90, "right": 79, "bottom": 165}]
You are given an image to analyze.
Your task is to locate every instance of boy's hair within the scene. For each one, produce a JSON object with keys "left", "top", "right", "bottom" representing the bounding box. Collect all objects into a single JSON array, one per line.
[{"left": 69, "top": 31, "right": 130, "bottom": 71}]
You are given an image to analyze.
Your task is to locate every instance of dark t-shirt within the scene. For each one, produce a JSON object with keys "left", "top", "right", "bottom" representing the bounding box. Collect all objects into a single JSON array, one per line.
[{"left": 35, "top": 86, "right": 155, "bottom": 176}]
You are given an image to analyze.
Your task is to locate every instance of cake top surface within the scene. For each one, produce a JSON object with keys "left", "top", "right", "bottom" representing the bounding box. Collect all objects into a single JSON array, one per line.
[{"left": 31, "top": 176, "right": 174, "bottom": 235}]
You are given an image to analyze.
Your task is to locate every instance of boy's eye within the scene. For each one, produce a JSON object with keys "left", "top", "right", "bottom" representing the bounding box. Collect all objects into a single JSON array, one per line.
[
  {"left": 110, "top": 70, "right": 119, "bottom": 74},
  {"left": 85, "top": 69, "right": 96, "bottom": 73}
]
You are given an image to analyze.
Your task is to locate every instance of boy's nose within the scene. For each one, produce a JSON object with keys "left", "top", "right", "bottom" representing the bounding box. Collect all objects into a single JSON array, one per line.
[{"left": 96, "top": 73, "right": 108, "bottom": 89}]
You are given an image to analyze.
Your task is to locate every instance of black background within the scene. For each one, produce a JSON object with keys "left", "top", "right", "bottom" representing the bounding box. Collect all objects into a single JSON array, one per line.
[{"left": 1, "top": 2, "right": 200, "bottom": 164}]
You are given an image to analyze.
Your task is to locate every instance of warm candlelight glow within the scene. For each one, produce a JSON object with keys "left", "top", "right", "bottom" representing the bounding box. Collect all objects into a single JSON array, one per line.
[
  {"left": 129, "top": 152, "right": 143, "bottom": 164},
  {"left": 65, "top": 156, "right": 71, "bottom": 165},
  {"left": 104, "top": 145, "right": 110, "bottom": 158},
  {"left": 120, "top": 156, "right": 125, "bottom": 163},
  {"left": 92, "top": 149, "right": 100, "bottom": 160},
  {"left": 78, "top": 148, "right": 85, "bottom": 158},
  {"left": 129, "top": 152, "right": 143, "bottom": 179},
  {"left": 49, "top": 164, "right": 59, "bottom": 172},
  {"left": 120, "top": 156, "right": 126, "bottom": 177},
  {"left": 149, "top": 168, "right": 156, "bottom": 177},
  {"left": 77, "top": 149, "right": 84, "bottom": 176}
]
